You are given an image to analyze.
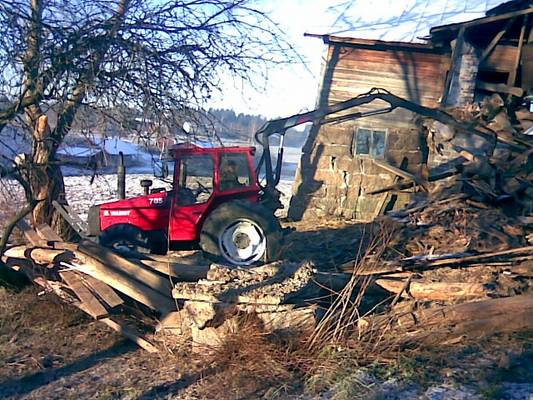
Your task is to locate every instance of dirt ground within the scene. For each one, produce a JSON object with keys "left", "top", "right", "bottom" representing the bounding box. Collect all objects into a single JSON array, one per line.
[
  {"left": 0, "top": 285, "right": 531, "bottom": 400},
  {"left": 0, "top": 218, "right": 532, "bottom": 399}
]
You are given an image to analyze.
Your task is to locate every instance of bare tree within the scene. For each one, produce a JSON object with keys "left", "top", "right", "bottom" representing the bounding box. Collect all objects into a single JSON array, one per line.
[{"left": 0, "top": 0, "right": 293, "bottom": 238}]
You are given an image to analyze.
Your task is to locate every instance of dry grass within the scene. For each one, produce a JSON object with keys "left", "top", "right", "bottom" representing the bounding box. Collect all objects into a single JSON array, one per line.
[
  {"left": 309, "top": 220, "right": 398, "bottom": 352},
  {"left": 0, "top": 285, "right": 118, "bottom": 381},
  {"left": 193, "top": 313, "right": 310, "bottom": 399}
]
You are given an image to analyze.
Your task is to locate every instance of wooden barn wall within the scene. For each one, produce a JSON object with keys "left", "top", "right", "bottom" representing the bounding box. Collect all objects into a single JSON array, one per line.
[{"left": 289, "top": 43, "right": 449, "bottom": 222}]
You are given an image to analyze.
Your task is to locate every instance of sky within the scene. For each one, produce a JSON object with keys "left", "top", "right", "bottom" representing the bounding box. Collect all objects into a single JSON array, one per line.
[{"left": 207, "top": 0, "right": 506, "bottom": 119}]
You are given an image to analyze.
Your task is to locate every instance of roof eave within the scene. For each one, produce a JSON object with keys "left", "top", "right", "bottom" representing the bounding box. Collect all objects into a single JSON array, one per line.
[{"left": 304, "top": 33, "right": 442, "bottom": 52}]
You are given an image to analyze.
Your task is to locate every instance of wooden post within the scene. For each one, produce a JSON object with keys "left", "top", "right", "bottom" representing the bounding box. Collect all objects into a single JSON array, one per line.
[
  {"left": 508, "top": 15, "right": 529, "bottom": 89},
  {"left": 442, "top": 27, "right": 465, "bottom": 105}
]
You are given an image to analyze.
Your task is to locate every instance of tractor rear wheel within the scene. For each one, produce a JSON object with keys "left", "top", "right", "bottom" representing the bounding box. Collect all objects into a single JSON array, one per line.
[
  {"left": 200, "top": 201, "right": 282, "bottom": 266},
  {"left": 99, "top": 224, "right": 154, "bottom": 255}
]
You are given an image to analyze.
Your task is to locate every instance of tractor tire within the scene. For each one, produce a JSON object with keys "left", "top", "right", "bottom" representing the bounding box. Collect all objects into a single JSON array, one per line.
[
  {"left": 99, "top": 224, "right": 153, "bottom": 256},
  {"left": 200, "top": 200, "right": 283, "bottom": 266}
]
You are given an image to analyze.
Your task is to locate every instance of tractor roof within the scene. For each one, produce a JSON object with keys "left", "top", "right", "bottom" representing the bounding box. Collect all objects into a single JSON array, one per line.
[{"left": 169, "top": 142, "right": 255, "bottom": 157}]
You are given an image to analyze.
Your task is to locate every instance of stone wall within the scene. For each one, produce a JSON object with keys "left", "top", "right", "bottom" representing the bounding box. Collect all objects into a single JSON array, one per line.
[{"left": 289, "top": 122, "right": 427, "bottom": 221}]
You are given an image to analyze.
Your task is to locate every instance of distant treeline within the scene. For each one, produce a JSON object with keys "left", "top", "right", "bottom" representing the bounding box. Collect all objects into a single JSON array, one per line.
[{"left": 209, "top": 108, "right": 310, "bottom": 148}]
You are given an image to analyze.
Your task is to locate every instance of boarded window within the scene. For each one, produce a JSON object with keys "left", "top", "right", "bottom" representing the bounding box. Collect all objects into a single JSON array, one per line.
[{"left": 353, "top": 128, "right": 387, "bottom": 158}]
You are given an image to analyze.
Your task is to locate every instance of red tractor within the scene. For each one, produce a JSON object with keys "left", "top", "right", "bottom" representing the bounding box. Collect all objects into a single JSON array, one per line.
[
  {"left": 88, "top": 144, "right": 284, "bottom": 266},
  {"left": 87, "top": 88, "right": 467, "bottom": 266}
]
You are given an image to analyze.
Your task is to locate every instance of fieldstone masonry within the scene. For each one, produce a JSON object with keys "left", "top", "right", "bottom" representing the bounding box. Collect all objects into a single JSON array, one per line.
[{"left": 289, "top": 122, "right": 427, "bottom": 221}]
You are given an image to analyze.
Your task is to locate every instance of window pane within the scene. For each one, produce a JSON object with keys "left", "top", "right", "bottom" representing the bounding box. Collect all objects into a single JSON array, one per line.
[
  {"left": 178, "top": 155, "right": 214, "bottom": 205},
  {"left": 355, "top": 128, "right": 371, "bottom": 155},
  {"left": 371, "top": 130, "right": 386, "bottom": 158},
  {"left": 219, "top": 153, "right": 252, "bottom": 191}
]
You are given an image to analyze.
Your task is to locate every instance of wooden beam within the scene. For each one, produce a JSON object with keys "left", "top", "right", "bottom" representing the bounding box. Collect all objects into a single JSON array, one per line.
[
  {"left": 60, "top": 271, "right": 108, "bottom": 319},
  {"left": 431, "top": 7, "right": 533, "bottom": 34},
  {"left": 476, "top": 81, "right": 524, "bottom": 97},
  {"left": 98, "top": 318, "right": 159, "bottom": 353},
  {"left": 479, "top": 17, "right": 516, "bottom": 62},
  {"left": 442, "top": 27, "right": 465, "bottom": 105},
  {"left": 52, "top": 201, "right": 89, "bottom": 237},
  {"left": 372, "top": 159, "right": 428, "bottom": 191},
  {"left": 68, "top": 254, "right": 175, "bottom": 314},
  {"left": 35, "top": 223, "right": 63, "bottom": 242},
  {"left": 508, "top": 15, "right": 529, "bottom": 88},
  {"left": 138, "top": 259, "right": 208, "bottom": 282},
  {"left": 78, "top": 240, "right": 173, "bottom": 297},
  {"left": 375, "top": 278, "right": 491, "bottom": 301},
  {"left": 81, "top": 275, "right": 124, "bottom": 308},
  {"left": 15, "top": 219, "right": 46, "bottom": 246}
]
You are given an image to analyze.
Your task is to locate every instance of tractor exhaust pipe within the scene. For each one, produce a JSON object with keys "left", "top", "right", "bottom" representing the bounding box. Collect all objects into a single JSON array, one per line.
[{"left": 117, "top": 151, "right": 126, "bottom": 200}]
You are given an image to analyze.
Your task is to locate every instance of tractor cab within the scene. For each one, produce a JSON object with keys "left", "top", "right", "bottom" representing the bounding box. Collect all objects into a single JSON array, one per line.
[
  {"left": 167, "top": 143, "right": 261, "bottom": 241},
  {"left": 92, "top": 143, "right": 281, "bottom": 266}
]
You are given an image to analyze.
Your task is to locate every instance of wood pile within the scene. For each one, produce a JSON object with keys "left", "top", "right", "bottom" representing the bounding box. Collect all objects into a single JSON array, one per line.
[
  {"left": 1, "top": 223, "right": 346, "bottom": 352},
  {"left": 0, "top": 223, "right": 212, "bottom": 352},
  {"left": 323, "top": 95, "right": 533, "bottom": 345}
]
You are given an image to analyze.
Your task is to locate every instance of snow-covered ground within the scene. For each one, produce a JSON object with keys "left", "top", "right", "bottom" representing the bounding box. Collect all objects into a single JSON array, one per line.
[{"left": 0, "top": 139, "right": 301, "bottom": 225}]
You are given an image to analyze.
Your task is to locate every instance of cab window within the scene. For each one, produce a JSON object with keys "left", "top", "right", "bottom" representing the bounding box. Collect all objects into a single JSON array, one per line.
[
  {"left": 219, "top": 153, "right": 252, "bottom": 191},
  {"left": 177, "top": 155, "right": 214, "bottom": 206}
]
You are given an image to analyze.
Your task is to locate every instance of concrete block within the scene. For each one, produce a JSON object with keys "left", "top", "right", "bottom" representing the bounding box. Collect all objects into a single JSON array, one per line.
[
  {"left": 335, "top": 156, "right": 358, "bottom": 173},
  {"left": 322, "top": 144, "right": 352, "bottom": 157}
]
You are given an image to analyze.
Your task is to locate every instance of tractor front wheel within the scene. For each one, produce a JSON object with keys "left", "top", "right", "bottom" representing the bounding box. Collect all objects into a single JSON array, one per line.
[
  {"left": 99, "top": 224, "right": 158, "bottom": 255},
  {"left": 200, "top": 201, "right": 282, "bottom": 266}
]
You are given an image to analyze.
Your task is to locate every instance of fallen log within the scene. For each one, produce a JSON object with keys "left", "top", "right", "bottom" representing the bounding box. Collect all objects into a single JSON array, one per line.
[
  {"left": 3, "top": 245, "right": 75, "bottom": 266},
  {"left": 406, "top": 294, "right": 533, "bottom": 344},
  {"left": 374, "top": 278, "right": 492, "bottom": 301},
  {"left": 359, "top": 294, "right": 533, "bottom": 345}
]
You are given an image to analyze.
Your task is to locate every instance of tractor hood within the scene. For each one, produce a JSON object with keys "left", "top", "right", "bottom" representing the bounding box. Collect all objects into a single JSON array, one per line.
[
  {"left": 100, "top": 191, "right": 170, "bottom": 210},
  {"left": 98, "top": 190, "right": 171, "bottom": 232}
]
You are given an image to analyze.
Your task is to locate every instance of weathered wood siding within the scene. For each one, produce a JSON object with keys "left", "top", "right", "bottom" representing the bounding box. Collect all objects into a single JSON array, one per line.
[{"left": 289, "top": 42, "right": 449, "bottom": 222}]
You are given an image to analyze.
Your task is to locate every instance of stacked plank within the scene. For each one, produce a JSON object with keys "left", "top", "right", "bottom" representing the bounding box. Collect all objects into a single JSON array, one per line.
[{"left": 0, "top": 225, "right": 205, "bottom": 352}]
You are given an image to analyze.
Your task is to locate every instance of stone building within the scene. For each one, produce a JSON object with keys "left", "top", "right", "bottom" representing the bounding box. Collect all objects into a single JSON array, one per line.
[{"left": 289, "top": 0, "right": 533, "bottom": 221}]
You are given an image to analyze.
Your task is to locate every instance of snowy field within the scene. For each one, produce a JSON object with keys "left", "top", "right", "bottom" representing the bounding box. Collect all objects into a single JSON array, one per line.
[
  {"left": 0, "top": 172, "right": 294, "bottom": 229},
  {"left": 0, "top": 139, "right": 301, "bottom": 226}
]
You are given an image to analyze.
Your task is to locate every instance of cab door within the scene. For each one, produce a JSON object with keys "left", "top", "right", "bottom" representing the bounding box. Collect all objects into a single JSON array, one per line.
[{"left": 169, "top": 153, "right": 215, "bottom": 241}]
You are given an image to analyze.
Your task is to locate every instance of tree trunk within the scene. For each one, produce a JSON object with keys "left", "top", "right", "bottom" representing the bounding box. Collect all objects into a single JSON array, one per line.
[{"left": 29, "top": 115, "right": 75, "bottom": 239}]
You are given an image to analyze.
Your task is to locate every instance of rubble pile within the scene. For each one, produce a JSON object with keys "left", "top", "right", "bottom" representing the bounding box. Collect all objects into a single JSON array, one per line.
[
  {"left": 387, "top": 195, "right": 527, "bottom": 257},
  {"left": 167, "top": 262, "right": 320, "bottom": 349},
  {"left": 344, "top": 94, "right": 533, "bottom": 308},
  {"left": 425, "top": 94, "right": 533, "bottom": 209}
]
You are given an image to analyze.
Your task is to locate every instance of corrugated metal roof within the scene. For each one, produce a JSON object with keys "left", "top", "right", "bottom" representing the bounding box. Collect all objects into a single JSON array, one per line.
[{"left": 313, "top": 0, "right": 507, "bottom": 43}]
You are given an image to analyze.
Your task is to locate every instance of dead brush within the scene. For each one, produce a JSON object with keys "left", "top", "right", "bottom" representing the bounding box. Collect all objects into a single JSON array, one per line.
[
  {"left": 299, "top": 220, "right": 423, "bottom": 397},
  {"left": 308, "top": 219, "right": 399, "bottom": 352},
  {"left": 195, "top": 312, "right": 311, "bottom": 399}
]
